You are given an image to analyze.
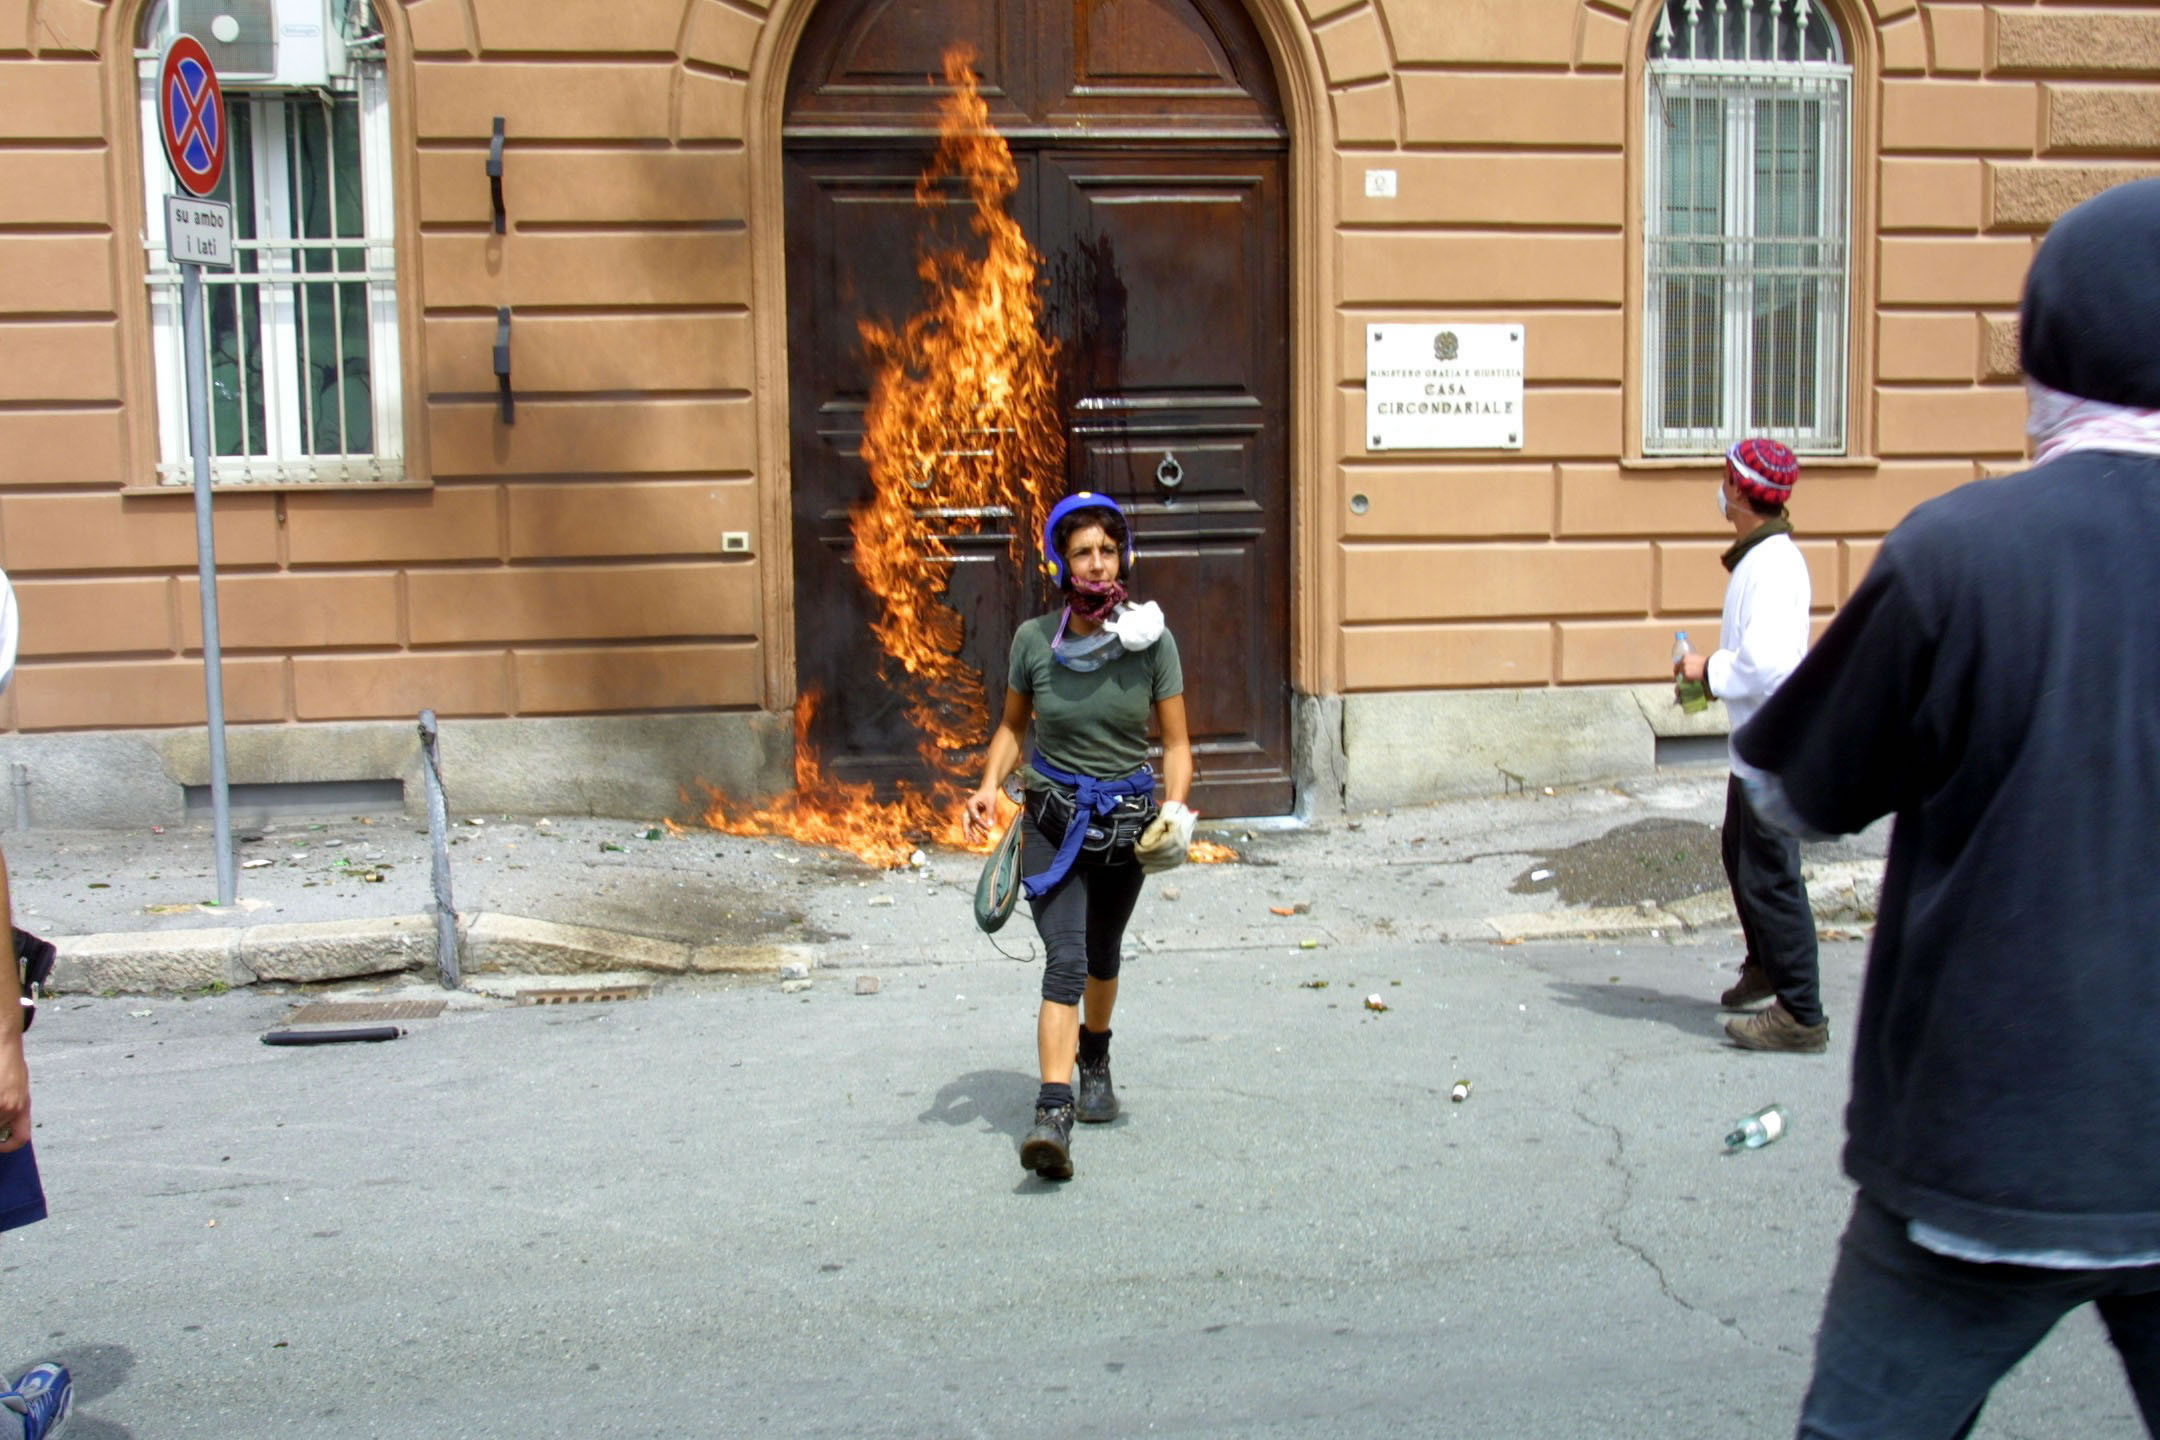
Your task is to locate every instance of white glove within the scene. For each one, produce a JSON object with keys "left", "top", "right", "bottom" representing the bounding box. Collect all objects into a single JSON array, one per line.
[
  {"left": 1135, "top": 800, "right": 1196, "bottom": 873},
  {"left": 1104, "top": 601, "right": 1165, "bottom": 651}
]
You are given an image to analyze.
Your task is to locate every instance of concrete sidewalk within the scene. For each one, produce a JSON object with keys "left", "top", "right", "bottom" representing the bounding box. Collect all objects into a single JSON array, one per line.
[{"left": 6, "top": 769, "right": 1890, "bottom": 995}]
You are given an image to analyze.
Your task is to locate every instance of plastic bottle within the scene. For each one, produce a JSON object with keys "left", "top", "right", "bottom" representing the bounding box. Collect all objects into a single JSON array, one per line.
[
  {"left": 1673, "top": 630, "right": 1710, "bottom": 714},
  {"left": 1724, "top": 1103, "right": 1787, "bottom": 1151}
]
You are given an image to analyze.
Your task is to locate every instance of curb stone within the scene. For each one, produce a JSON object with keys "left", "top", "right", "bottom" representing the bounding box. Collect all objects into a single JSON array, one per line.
[
  {"left": 1483, "top": 858, "right": 1885, "bottom": 942},
  {"left": 55, "top": 927, "right": 240, "bottom": 994},
  {"left": 1802, "top": 859, "right": 1883, "bottom": 923},
  {"left": 1484, "top": 904, "right": 1673, "bottom": 943},
  {"left": 245, "top": 914, "right": 436, "bottom": 983},
  {"left": 50, "top": 912, "right": 799, "bottom": 995}
]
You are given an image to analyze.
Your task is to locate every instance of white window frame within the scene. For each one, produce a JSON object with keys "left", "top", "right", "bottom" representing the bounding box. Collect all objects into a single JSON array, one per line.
[
  {"left": 1644, "top": 0, "right": 1850, "bottom": 455},
  {"left": 137, "top": 4, "right": 403, "bottom": 486}
]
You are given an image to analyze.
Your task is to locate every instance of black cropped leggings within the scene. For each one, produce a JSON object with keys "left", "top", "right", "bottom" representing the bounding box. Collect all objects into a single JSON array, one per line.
[{"left": 1019, "top": 813, "right": 1146, "bottom": 1006}]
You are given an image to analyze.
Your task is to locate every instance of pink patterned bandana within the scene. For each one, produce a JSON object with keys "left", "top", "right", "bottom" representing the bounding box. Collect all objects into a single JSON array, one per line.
[
  {"left": 1066, "top": 577, "right": 1126, "bottom": 625},
  {"left": 2026, "top": 379, "right": 2160, "bottom": 463}
]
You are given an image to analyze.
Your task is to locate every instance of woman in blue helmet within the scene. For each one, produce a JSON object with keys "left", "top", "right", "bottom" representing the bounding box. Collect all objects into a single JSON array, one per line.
[{"left": 962, "top": 492, "right": 1195, "bottom": 1181}]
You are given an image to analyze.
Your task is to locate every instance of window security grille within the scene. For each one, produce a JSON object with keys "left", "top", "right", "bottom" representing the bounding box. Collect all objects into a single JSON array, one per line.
[
  {"left": 137, "top": 2, "right": 403, "bottom": 486},
  {"left": 1645, "top": 0, "right": 1850, "bottom": 455}
]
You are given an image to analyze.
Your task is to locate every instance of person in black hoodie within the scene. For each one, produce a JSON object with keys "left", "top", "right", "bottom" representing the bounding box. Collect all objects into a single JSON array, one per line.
[{"left": 1736, "top": 178, "right": 2160, "bottom": 1436}]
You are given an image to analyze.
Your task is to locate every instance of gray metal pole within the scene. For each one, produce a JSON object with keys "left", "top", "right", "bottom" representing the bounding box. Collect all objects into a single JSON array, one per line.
[
  {"left": 183, "top": 261, "right": 235, "bottom": 907},
  {"left": 418, "top": 710, "right": 461, "bottom": 988}
]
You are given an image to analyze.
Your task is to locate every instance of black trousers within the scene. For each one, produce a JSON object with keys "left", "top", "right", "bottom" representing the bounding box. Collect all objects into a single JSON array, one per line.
[
  {"left": 1722, "top": 771, "right": 1824, "bottom": 1025},
  {"left": 1019, "top": 813, "right": 1145, "bottom": 1007}
]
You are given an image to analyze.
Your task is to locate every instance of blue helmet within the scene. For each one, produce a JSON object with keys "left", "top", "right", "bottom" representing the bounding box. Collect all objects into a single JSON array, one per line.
[{"left": 1041, "top": 492, "right": 1134, "bottom": 589}]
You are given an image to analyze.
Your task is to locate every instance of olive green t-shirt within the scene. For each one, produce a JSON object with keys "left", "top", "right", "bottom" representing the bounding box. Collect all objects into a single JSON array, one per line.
[{"left": 1007, "top": 612, "right": 1183, "bottom": 781}]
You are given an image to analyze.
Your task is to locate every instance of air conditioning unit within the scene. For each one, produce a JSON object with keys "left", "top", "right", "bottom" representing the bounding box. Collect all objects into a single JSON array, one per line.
[{"left": 173, "top": 0, "right": 348, "bottom": 88}]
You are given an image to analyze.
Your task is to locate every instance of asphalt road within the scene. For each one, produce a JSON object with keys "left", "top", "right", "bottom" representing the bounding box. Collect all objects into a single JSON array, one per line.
[{"left": 4, "top": 933, "right": 2143, "bottom": 1439}]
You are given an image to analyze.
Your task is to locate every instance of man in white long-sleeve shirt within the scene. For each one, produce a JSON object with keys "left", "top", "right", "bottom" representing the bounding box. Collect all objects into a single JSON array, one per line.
[{"left": 1679, "top": 439, "right": 1825, "bottom": 1052}]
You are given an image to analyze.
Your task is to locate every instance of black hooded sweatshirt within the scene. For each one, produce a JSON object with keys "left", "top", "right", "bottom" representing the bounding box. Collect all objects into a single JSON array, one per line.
[{"left": 1735, "top": 178, "right": 2160, "bottom": 1257}]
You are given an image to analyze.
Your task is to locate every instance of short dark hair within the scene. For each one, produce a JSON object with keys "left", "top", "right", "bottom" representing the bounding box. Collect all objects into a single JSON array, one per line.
[{"left": 1052, "top": 504, "right": 1128, "bottom": 585}]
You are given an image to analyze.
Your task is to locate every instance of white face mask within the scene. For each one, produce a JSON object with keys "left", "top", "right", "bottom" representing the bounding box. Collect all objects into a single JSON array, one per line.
[{"left": 1716, "top": 481, "right": 1731, "bottom": 521}]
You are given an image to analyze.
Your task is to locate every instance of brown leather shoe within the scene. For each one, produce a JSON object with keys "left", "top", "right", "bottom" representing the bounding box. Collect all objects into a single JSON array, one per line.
[
  {"left": 1720, "top": 961, "right": 1776, "bottom": 1010},
  {"left": 1725, "top": 999, "right": 1829, "bottom": 1053}
]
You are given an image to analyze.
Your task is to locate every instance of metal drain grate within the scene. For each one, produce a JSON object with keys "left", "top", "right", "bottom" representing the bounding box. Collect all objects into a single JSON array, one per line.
[
  {"left": 287, "top": 999, "right": 447, "bottom": 1024},
  {"left": 516, "top": 985, "right": 650, "bottom": 1006}
]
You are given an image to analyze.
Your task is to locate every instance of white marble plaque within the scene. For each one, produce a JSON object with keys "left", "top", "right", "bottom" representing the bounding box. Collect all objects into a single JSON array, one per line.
[{"left": 1365, "top": 323, "right": 1525, "bottom": 451}]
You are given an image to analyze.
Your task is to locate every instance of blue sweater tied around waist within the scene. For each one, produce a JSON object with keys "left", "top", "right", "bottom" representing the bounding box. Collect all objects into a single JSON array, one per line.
[{"left": 1019, "top": 752, "right": 1155, "bottom": 900}]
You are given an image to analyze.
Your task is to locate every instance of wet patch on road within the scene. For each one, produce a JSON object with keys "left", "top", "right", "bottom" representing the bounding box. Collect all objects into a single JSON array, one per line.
[{"left": 1510, "top": 818, "right": 1724, "bottom": 908}]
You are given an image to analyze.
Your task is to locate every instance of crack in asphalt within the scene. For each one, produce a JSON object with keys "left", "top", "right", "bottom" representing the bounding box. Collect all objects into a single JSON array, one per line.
[{"left": 1574, "top": 1056, "right": 1805, "bottom": 1361}]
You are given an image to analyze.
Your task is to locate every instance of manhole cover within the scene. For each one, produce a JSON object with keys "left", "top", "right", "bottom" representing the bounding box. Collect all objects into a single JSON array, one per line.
[
  {"left": 515, "top": 985, "right": 649, "bottom": 1006},
  {"left": 286, "top": 999, "right": 446, "bottom": 1024}
]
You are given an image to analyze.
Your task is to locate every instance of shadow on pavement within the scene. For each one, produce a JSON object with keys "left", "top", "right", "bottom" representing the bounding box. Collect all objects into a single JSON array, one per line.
[
  {"left": 918, "top": 1068, "right": 1036, "bottom": 1141},
  {"left": 1543, "top": 979, "right": 1731, "bottom": 1041}
]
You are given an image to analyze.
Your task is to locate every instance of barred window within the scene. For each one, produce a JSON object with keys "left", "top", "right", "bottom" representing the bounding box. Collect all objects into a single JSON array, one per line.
[
  {"left": 137, "top": 1, "right": 403, "bottom": 486},
  {"left": 1645, "top": 0, "right": 1850, "bottom": 455}
]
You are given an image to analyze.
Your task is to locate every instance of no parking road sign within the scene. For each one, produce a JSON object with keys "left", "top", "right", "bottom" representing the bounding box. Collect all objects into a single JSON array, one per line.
[
  {"left": 159, "top": 36, "right": 233, "bottom": 270},
  {"left": 158, "top": 35, "right": 228, "bottom": 198}
]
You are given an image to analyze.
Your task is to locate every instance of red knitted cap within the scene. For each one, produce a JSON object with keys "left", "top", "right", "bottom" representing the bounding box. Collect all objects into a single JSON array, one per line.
[{"left": 1726, "top": 438, "right": 1798, "bottom": 506}]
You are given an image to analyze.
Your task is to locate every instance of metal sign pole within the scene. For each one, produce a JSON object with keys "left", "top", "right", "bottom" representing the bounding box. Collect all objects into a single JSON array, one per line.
[
  {"left": 181, "top": 260, "right": 235, "bottom": 907},
  {"left": 159, "top": 36, "right": 236, "bottom": 906}
]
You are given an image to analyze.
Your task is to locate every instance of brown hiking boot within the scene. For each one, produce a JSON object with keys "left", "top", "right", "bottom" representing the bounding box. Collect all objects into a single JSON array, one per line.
[
  {"left": 1720, "top": 961, "right": 1776, "bottom": 1010},
  {"left": 1725, "top": 1000, "right": 1829, "bottom": 1053}
]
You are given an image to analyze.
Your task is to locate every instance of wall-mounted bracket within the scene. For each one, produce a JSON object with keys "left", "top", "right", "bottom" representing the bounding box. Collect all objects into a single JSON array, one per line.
[
  {"left": 493, "top": 307, "right": 514, "bottom": 424},
  {"left": 487, "top": 116, "right": 506, "bottom": 235}
]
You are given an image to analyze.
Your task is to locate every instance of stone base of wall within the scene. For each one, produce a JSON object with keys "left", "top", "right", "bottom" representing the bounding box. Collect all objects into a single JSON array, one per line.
[
  {"left": 0, "top": 712, "right": 795, "bottom": 830},
  {"left": 1340, "top": 684, "right": 1730, "bottom": 813},
  {"left": 1291, "top": 693, "right": 1349, "bottom": 821}
]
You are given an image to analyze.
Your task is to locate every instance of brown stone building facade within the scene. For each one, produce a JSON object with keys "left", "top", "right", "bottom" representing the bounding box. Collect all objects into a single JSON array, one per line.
[{"left": 0, "top": 0, "right": 2152, "bottom": 825}]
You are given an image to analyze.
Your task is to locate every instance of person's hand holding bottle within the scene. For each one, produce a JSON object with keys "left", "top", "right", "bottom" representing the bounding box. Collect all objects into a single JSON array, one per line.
[{"left": 1673, "top": 630, "right": 1710, "bottom": 713}]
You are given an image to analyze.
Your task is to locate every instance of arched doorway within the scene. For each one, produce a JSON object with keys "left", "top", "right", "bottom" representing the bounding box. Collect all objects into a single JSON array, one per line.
[{"left": 782, "top": 0, "right": 1294, "bottom": 817}]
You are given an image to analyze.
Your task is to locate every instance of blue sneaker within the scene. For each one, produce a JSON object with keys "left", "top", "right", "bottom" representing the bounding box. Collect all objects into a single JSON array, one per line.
[{"left": 1, "top": 1363, "right": 72, "bottom": 1439}]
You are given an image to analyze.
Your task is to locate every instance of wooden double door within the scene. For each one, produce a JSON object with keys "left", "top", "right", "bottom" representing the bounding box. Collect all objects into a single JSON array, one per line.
[{"left": 783, "top": 0, "right": 1293, "bottom": 817}]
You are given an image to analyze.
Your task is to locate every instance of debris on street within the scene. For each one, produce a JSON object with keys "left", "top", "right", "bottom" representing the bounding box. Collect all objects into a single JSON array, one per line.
[{"left": 1725, "top": 1104, "right": 1787, "bottom": 1151}]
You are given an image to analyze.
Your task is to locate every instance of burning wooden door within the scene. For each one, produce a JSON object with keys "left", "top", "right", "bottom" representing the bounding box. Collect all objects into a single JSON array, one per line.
[{"left": 783, "top": 0, "right": 1292, "bottom": 819}]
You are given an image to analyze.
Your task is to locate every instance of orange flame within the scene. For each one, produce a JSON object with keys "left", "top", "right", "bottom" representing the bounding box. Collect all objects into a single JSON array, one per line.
[
  {"left": 850, "top": 44, "right": 1065, "bottom": 779},
  {"left": 701, "top": 48, "right": 1233, "bottom": 872},
  {"left": 702, "top": 693, "right": 1013, "bottom": 869},
  {"left": 703, "top": 49, "right": 1055, "bottom": 867}
]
